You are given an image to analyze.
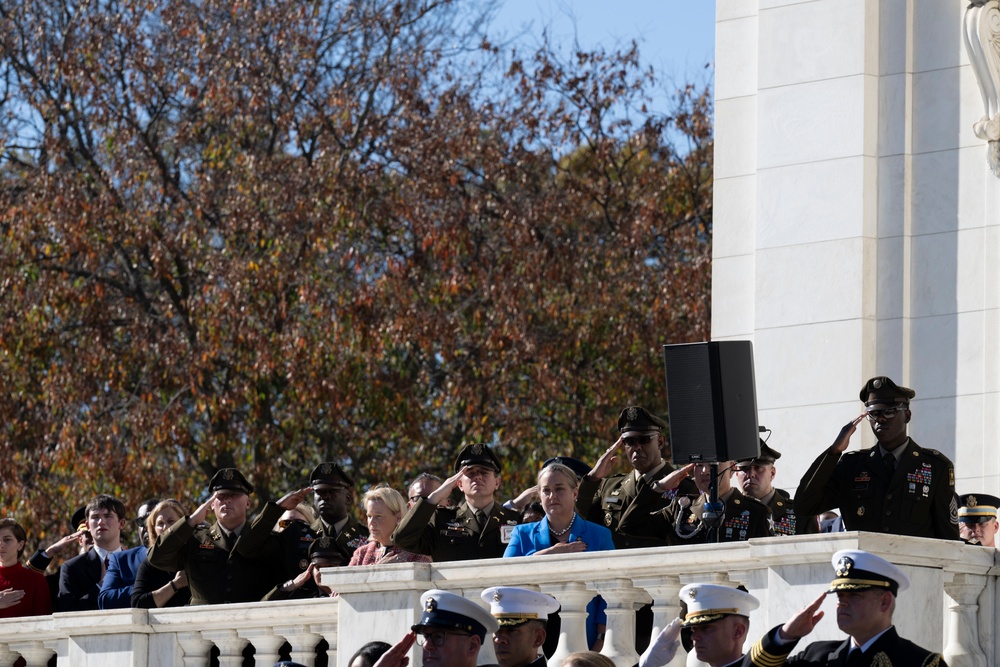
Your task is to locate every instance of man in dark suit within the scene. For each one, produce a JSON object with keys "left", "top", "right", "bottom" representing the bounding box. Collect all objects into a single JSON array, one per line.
[
  {"left": 147, "top": 468, "right": 281, "bottom": 604},
  {"left": 735, "top": 440, "right": 817, "bottom": 536},
  {"left": 575, "top": 406, "right": 698, "bottom": 549},
  {"left": 57, "top": 495, "right": 127, "bottom": 612},
  {"left": 308, "top": 462, "right": 369, "bottom": 563},
  {"left": 392, "top": 443, "right": 521, "bottom": 561},
  {"left": 98, "top": 497, "right": 159, "bottom": 609},
  {"left": 744, "top": 549, "right": 946, "bottom": 667},
  {"left": 795, "top": 376, "right": 959, "bottom": 540}
]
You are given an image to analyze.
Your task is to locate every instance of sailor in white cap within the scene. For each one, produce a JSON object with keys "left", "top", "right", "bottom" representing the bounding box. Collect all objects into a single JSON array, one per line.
[
  {"left": 745, "top": 549, "right": 946, "bottom": 666},
  {"left": 654, "top": 583, "right": 761, "bottom": 667},
  {"left": 481, "top": 586, "right": 560, "bottom": 667},
  {"left": 373, "top": 589, "right": 501, "bottom": 667}
]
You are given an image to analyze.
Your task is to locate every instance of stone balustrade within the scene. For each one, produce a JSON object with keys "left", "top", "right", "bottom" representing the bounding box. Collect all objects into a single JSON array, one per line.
[{"left": 0, "top": 533, "right": 995, "bottom": 667}]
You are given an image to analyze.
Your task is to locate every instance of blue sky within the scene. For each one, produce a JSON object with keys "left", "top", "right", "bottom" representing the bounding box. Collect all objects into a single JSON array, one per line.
[{"left": 491, "top": 1, "right": 717, "bottom": 90}]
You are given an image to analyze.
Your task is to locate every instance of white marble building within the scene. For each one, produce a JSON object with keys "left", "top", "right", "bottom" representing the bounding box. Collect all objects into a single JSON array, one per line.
[{"left": 712, "top": 0, "right": 1000, "bottom": 497}]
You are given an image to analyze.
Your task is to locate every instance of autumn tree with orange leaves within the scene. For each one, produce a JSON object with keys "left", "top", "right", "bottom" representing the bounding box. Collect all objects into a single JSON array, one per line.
[{"left": 0, "top": 0, "right": 712, "bottom": 548}]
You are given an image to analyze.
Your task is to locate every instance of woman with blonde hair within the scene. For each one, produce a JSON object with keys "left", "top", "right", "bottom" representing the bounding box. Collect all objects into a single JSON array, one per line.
[
  {"left": 349, "top": 486, "right": 431, "bottom": 566},
  {"left": 131, "top": 499, "right": 191, "bottom": 608}
]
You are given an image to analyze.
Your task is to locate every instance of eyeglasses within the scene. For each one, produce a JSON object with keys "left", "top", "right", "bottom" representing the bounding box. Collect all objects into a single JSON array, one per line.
[
  {"left": 622, "top": 435, "right": 655, "bottom": 447},
  {"left": 416, "top": 631, "right": 472, "bottom": 647},
  {"left": 865, "top": 406, "right": 906, "bottom": 421},
  {"left": 278, "top": 519, "right": 306, "bottom": 529}
]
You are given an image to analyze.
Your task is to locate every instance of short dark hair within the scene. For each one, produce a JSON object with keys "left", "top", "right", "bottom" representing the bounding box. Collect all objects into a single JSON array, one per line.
[
  {"left": 86, "top": 495, "right": 127, "bottom": 522},
  {"left": 0, "top": 518, "right": 28, "bottom": 557},
  {"left": 408, "top": 472, "right": 443, "bottom": 489},
  {"left": 348, "top": 641, "right": 391, "bottom": 667}
]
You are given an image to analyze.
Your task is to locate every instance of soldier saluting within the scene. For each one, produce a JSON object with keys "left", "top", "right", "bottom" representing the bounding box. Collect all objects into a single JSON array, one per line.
[
  {"left": 147, "top": 468, "right": 281, "bottom": 604},
  {"left": 795, "top": 376, "right": 959, "bottom": 540},
  {"left": 576, "top": 406, "right": 698, "bottom": 549}
]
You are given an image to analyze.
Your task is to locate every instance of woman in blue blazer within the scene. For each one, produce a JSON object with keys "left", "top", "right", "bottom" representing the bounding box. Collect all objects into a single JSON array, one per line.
[
  {"left": 503, "top": 462, "right": 614, "bottom": 649},
  {"left": 503, "top": 464, "right": 615, "bottom": 556}
]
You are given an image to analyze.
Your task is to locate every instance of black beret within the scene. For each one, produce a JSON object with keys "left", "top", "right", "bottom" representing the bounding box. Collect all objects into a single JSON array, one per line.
[
  {"left": 208, "top": 468, "right": 254, "bottom": 494},
  {"left": 860, "top": 376, "right": 915, "bottom": 404},
  {"left": 454, "top": 443, "right": 502, "bottom": 473},
  {"left": 310, "top": 462, "right": 355, "bottom": 489},
  {"left": 618, "top": 406, "right": 667, "bottom": 435}
]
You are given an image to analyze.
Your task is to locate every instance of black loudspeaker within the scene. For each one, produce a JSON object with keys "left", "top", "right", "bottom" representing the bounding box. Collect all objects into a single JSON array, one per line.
[{"left": 662, "top": 341, "right": 760, "bottom": 463}]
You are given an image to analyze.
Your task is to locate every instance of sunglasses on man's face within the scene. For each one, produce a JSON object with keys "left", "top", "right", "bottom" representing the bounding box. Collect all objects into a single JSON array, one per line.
[{"left": 622, "top": 434, "right": 655, "bottom": 447}]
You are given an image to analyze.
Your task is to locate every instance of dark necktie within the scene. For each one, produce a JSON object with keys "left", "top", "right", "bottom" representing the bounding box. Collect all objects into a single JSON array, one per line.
[
  {"left": 475, "top": 511, "right": 487, "bottom": 531},
  {"left": 883, "top": 452, "right": 896, "bottom": 476},
  {"left": 845, "top": 648, "right": 866, "bottom": 666}
]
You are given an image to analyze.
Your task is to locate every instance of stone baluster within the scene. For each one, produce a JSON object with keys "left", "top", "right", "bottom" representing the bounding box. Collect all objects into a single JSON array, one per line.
[
  {"left": 632, "top": 574, "right": 684, "bottom": 667},
  {"left": 310, "top": 623, "right": 337, "bottom": 667},
  {"left": 5, "top": 641, "right": 54, "bottom": 667},
  {"left": 0, "top": 643, "right": 19, "bottom": 667},
  {"left": 539, "top": 581, "right": 595, "bottom": 666},
  {"left": 275, "top": 626, "right": 325, "bottom": 667},
  {"left": 239, "top": 628, "right": 287, "bottom": 666},
  {"left": 589, "top": 578, "right": 652, "bottom": 667},
  {"left": 177, "top": 631, "right": 215, "bottom": 667},
  {"left": 943, "top": 572, "right": 988, "bottom": 667},
  {"left": 201, "top": 629, "right": 249, "bottom": 667}
]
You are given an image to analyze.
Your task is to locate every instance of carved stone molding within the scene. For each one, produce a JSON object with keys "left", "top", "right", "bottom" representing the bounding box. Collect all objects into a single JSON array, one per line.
[{"left": 964, "top": 0, "right": 1000, "bottom": 175}]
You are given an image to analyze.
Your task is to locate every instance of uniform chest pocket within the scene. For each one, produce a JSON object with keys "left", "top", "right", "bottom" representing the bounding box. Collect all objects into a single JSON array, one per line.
[{"left": 194, "top": 545, "right": 225, "bottom": 562}]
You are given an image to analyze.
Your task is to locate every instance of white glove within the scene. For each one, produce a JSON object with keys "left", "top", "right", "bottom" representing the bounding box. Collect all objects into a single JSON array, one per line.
[{"left": 638, "top": 617, "right": 682, "bottom": 667}]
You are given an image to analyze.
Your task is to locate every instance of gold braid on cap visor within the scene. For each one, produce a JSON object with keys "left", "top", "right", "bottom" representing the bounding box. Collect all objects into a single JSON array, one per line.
[
  {"left": 682, "top": 608, "right": 739, "bottom": 626},
  {"left": 828, "top": 578, "right": 892, "bottom": 591}
]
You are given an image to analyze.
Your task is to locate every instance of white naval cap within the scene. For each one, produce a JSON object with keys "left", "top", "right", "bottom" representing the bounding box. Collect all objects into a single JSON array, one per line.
[
  {"left": 481, "top": 586, "right": 560, "bottom": 626},
  {"left": 678, "top": 583, "right": 759, "bottom": 627},
  {"left": 412, "top": 589, "right": 499, "bottom": 640},
  {"left": 828, "top": 549, "right": 909, "bottom": 596}
]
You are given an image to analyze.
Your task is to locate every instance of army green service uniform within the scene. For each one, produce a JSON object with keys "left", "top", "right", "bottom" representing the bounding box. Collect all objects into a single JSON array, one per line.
[
  {"left": 655, "top": 487, "right": 773, "bottom": 545},
  {"left": 147, "top": 517, "right": 281, "bottom": 605},
  {"left": 391, "top": 498, "right": 520, "bottom": 562}
]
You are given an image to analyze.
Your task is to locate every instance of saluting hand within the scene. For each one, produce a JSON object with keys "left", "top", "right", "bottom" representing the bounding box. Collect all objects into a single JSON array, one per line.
[
  {"left": 277, "top": 487, "right": 314, "bottom": 511},
  {"left": 427, "top": 467, "right": 468, "bottom": 506},
  {"left": 43, "top": 529, "right": 88, "bottom": 556},
  {"left": 188, "top": 493, "right": 217, "bottom": 527},
  {"left": 652, "top": 463, "right": 695, "bottom": 493},
  {"left": 587, "top": 438, "right": 622, "bottom": 481},
  {"left": 778, "top": 592, "right": 826, "bottom": 640},
  {"left": 372, "top": 631, "right": 417, "bottom": 667},
  {"left": 831, "top": 413, "right": 867, "bottom": 454}
]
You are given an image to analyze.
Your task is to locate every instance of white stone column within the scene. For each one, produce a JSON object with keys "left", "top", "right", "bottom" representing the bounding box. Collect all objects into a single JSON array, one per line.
[
  {"left": 201, "top": 629, "right": 248, "bottom": 667},
  {"left": 238, "top": 628, "right": 287, "bottom": 666},
  {"left": 311, "top": 623, "right": 337, "bottom": 667},
  {"left": 176, "top": 631, "right": 214, "bottom": 667},
  {"left": 943, "top": 572, "right": 988, "bottom": 667},
  {"left": 539, "top": 581, "right": 593, "bottom": 666},
  {"left": 631, "top": 575, "right": 684, "bottom": 667},
  {"left": 590, "top": 579, "right": 651, "bottom": 667},
  {"left": 275, "top": 626, "right": 324, "bottom": 667},
  {"left": 6, "top": 641, "right": 54, "bottom": 667},
  {"left": 0, "top": 643, "right": 20, "bottom": 667}
]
